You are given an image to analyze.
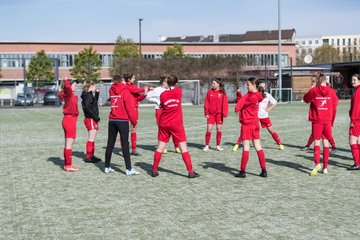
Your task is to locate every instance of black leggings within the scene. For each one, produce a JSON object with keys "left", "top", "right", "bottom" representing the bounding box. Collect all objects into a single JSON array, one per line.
[{"left": 105, "top": 121, "right": 131, "bottom": 170}]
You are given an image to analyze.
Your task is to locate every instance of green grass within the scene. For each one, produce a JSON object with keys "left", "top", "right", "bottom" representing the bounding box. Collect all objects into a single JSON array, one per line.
[{"left": 1, "top": 102, "right": 359, "bottom": 240}]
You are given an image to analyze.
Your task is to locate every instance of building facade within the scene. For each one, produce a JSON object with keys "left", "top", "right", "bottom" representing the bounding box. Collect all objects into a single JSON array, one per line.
[{"left": 0, "top": 41, "right": 296, "bottom": 84}]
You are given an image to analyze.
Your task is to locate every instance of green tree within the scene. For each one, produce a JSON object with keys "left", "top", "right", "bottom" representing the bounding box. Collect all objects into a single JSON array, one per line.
[
  {"left": 70, "top": 46, "right": 102, "bottom": 82},
  {"left": 163, "top": 43, "right": 185, "bottom": 58},
  {"left": 313, "top": 45, "right": 341, "bottom": 64},
  {"left": 113, "top": 35, "right": 140, "bottom": 58},
  {"left": 27, "top": 50, "right": 54, "bottom": 87}
]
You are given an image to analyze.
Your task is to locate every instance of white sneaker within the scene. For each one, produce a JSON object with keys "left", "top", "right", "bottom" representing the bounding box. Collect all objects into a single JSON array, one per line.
[
  {"left": 216, "top": 145, "right": 224, "bottom": 151},
  {"left": 126, "top": 168, "right": 140, "bottom": 176},
  {"left": 203, "top": 145, "right": 209, "bottom": 152},
  {"left": 104, "top": 167, "right": 114, "bottom": 174}
]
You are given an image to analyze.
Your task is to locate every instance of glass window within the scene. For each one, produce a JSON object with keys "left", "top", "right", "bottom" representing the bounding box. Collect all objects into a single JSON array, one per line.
[
  {"left": 331, "top": 39, "right": 334, "bottom": 46},
  {"left": 309, "top": 40, "right": 312, "bottom": 45},
  {"left": 348, "top": 38, "right": 351, "bottom": 45},
  {"left": 301, "top": 40, "right": 305, "bottom": 45},
  {"left": 343, "top": 39, "right": 345, "bottom": 45},
  {"left": 315, "top": 40, "right": 319, "bottom": 44},
  {"left": 337, "top": 39, "right": 340, "bottom": 46}
]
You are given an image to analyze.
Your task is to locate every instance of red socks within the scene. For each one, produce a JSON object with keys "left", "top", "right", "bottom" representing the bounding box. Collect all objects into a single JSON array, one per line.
[
  {"left": 256, "top": 149, "right": 266, "bottom": 170},
  {"left": 181, "top": 152, "right": 195, "bottom": 174},
  {"left": 314, "top": 145, "right": 321, "bottom": 165},
  {"left": 323, "top": 147, "right": 330, "bottom": 169},
  {"left": 174, "top": 142, "right": 179, "bottom": 149},
  {"left": 153, "top": 151, "right": 162, "bottom": 172},
  {"left": 351, "top": 144, "right": 360, "bottom": 165},
  {"left": 205, "top": 132, "right": 211, "bottom": 145},
  {"left": 306, "top": 135, "right": 314, "bottom": 147},
  {"left": 131, "top": 133, "right": 136, "bottom": 152},
  {"left": 86, "top": 141, "right": 94, "bottom": 158},
  {"left": 271, "top": 132, "right": 281, "bottom": 145},
  {"left": 63, "top": 148, "right": 72, "bottom": 166},
  {"left": 236, "top": 136, "right": 242, "bottom": 145},
  {"left": 240, "top": 150, "right": 249, "bottom": 171},
  {"left": 216, "top": 132, "right": 222, "bottom": 145}
]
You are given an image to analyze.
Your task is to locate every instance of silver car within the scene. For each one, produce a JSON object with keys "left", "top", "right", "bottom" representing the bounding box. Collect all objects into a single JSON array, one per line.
[{"left": 15, "top": 94, "right": 34, "bottom": 106}]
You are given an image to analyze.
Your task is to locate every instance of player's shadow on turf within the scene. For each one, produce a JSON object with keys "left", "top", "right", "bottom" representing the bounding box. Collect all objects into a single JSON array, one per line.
[
  {"left": 187, "top": 142, "right": 207, "bottom": 150},
  {"left": 282, "top": 143, "right": 304, "bottom": 150},
  {"left": 137, "top": 144, "right": 157, "bottom": 151},
  {"left": 296, "top": 154, "right": 352, "bottom": 169},
  {"left": 47, "top": 157, "right": 63, "bottom": 169},
  {"left": 266, "top": 158, "right": 311, "bottom": 174},
  {"left": 135, "top": 162, "right": 187, "bottom": 178},
  {"left": 72, "top": 151, "right": 86, "bottom": 160},
  {"left": 201, "top": 162, "right": 258, "bottom": 177}
]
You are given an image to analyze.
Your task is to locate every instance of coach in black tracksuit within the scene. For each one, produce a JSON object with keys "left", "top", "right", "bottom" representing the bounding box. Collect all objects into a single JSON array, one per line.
[{"left": 81, "top": 80, "right": 101, "bottom": 163}]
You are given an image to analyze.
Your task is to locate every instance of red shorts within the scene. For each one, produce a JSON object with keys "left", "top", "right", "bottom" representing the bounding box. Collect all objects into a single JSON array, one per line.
[
  {"left": 158, "top": 125, "right": 187, "bottom": 143},
  {"left": 349, "top": 121, "right": 360, "bottom": 137},
  {"left": 240, "top": 123, "right": 260, "bottom": 140},
  {"left": 207, "top": 114, "right": 223, "bottom": 124},
  {"left": 155, "top": 109, "right": 161, "bottom": 125},
  {"left": 312, "top": 123, "right": 332, "bottom": 140},
  {"left": 84, "top": 118, "right": 99, "bottom": 131},
  {"left": 259, "top": 117, "right": 272, "bottom": 128},
  {"left": 62, "top": 115, "right": 78, "bottom": 139}
]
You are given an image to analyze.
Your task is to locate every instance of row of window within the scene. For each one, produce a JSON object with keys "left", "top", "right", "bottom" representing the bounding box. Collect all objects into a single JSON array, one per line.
[
  {"left": 0, "top": 53, "right": 288, "bottom": 68},
  {"left": 0, "top": 54, "right": 113, "bottom": 68},
  {"left": 297, "top": 47, "right": 358, "bottom": 55},
  {"left": 297, "top": 38, "right": 359, "bottom": 46}
]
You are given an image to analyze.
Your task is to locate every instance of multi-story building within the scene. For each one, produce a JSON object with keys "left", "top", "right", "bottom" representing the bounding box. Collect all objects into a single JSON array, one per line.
[
  {"left": 294, "top": 35, "right": 322, "bottom": 56},
  {"left": 322, "top": 34, "right": 360, "bottom": 56},
  {"left": 295, "top": 34, "right": 360, "bottom": 61},
  {"left": 0, "top": 41, "right": 296, "bottom": 85}
]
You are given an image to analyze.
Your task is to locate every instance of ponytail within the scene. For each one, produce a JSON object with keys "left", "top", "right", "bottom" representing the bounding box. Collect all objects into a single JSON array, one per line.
[{"left": 254, "top": 78, "right": 266, "bottom": 98}]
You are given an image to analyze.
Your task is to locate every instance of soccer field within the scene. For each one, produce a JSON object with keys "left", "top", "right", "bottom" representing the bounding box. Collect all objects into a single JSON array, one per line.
[{"left": 1, "top": 102, "right": 359, "bottom": 240}]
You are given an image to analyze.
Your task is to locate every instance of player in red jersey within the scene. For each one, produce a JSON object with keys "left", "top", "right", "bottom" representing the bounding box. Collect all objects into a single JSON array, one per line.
[
  {"left": 151, "top": 75, "right": 200, "bottom": 178},
  {"left": 234, "top": 77, "right": 267, "bottom": 178},
  {"left": 122, "top": 73, "right": 149, "bottom": 156},
  {"left": 347, "top": 74, "right": 360, "bottom": 170},
  {"left": 58, "top": 78, "right": 80, "bottom": 172},
  {"left": 302, "top": 76, "right": 337, "bottom": 152},
  {"left": 203, "top": 78, "right": 229, "bottom": 152},
  {"left": 104, "top": 74, "right": 140, "bottom": 175},
  {"left": 146, "top": 76, "right": 180, "bottom": 154},
  {"left": 303, "top": 73, "right": 339, "bottom": 176},
  {"left": 81, "top": 80, "right": 101, "bottom": 163}
]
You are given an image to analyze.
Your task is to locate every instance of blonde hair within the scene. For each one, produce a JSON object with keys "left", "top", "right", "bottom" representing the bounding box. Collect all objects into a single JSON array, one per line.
[{"left": 83, "top": 80, "right": 95, "bottom": 92}]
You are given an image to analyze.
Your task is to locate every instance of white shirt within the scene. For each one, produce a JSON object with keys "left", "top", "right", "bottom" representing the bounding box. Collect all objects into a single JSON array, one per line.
[
  {"left": 258, "top": 92, "right": 277, "bottom": 119},
  {"left": 146, "top": 86, "right": 168, "bottom": 109}
]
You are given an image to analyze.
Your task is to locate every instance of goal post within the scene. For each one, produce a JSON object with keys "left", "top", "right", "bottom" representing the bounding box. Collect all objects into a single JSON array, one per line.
[
  {"left": 138, "top": 79, "right": 200, "bottom": 105},
  {"left": 270, "top": 88, "right": 293, "bottom": 103}
]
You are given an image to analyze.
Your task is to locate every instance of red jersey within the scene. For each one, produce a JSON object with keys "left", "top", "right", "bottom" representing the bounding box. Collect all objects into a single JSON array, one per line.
[
  {"left": 303, "top": 85, "right": 339, "bottom": 125},
  {"left": 126, "top": 82, "right": 148, "bottom": 106},
  {"left": 350, "top": 86, "right": 360, "bottom": 124},
  {"left": 159, "top": 87, "right": 183, "bottom": 127},
  {"left": 108, "top": 82, "right": 137, "bottom": 125},
  {"left": 235, "top": 91, "right": 264, "bottom": 125},
  {"left": 236, "top": 90, "right": 243, "bottom": 103},
  {"left": 204, "top": 89, "right": 229, "bottom": 117},
  {"left": 59, "top": 80, "right": 79, "bottom": 116}
]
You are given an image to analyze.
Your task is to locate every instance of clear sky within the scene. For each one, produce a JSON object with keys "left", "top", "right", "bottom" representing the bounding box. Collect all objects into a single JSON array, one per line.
[{"left": 1, "top": 0, "right": 359, "bottom": 42}]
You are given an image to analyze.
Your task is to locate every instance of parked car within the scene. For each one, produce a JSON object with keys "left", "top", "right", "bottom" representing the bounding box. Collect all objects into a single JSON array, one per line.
[
  {"left": 43, "top": 91, "right": 61, "bottom": 105},
  {"left": 15, "top": 94, "right": 34, "bottom": 106}
]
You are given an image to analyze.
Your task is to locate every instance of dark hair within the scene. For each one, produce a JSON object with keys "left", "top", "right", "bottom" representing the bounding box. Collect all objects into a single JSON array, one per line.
[
  {"left": 167, "top": 75, "right": 178, "bottom": 87},
  {"left": 159, "top": 75, "right": 168, "bottom": 85},
  {"left": 69, "top": 79, "right": 78, "bottom": 85},
  {"left": 214, "top": 78, "right": 226, "bottom": 94},
  {"left": 353, "top": 74, "right": 360, "bottom": 80},
  {"left": 247, "top": 77, "right": 265, "bottom": 97},
  {"left": 317, "top": 72, "right": 326, "bottom": 82},
  {"left": 123, "top": 73, "right": 134, "bottom": 82},
  {"left": 112, "top": 74, "right": 123, "bottom": 83}
]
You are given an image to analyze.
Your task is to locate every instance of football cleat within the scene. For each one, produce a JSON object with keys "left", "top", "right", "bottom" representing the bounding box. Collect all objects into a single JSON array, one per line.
[
  {"left": 347, "top": 164, "right": 360, "bottom": 170},
  {"left": 232, "top": 144, "right": 239, "bottom": 152},
  {"left": 64, "top": 165, "right": 79, "bottom": 172},
  {"left": 151, "top": 171, "right": 159, "bottom": 177},
  {"left": 310, "top": 164, "right": 322, "bottom": 176},
  {"left": 104, "top": 167, "right": 114, "bottom": 174},
  {"left": 279, "top": 144, "right": 285, "bottom": 150},
  {"left": 175, "top": 147, "right": 181, "bottom": 154},
  {"left": 163, "top": 149, "right": 168, "bottom": 154},
  {"left": 216, "top": 145, "right": 224, "bottom": 151},
  {"left": 259, "top": 169, "right": 267, "bottom": 178},
  {"left": 235, "top": 170, "right": 246, "bottom": 178},
  {"left": 126, "top": 168, "right": 140, "bottom": 176},
  {"left": 188, "top": 172, "right": 200, "bottom": 178},
  {"left": 203, "top": 145, "right": 209, "bottom": 152},
  {"left": 131, "top": 151, "right": 142, "bottom": 156}
]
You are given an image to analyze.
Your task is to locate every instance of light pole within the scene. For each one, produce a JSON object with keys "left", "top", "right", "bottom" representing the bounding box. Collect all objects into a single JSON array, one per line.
[
  {"left": 278, "top": 0, "right": 282, "bottom": 102},
  {"left": 138, "top": 18, "right": 143, "bottom": 56}
]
